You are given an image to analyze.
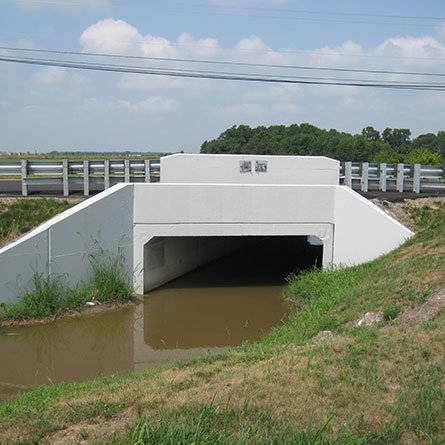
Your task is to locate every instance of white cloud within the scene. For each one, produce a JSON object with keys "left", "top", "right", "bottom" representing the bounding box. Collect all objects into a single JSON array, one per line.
[
  {"left": 235, "top": 34, "right": 270, "bottom": 53},
  {"left": 80, "top": 19, "right": 224, "bottom": 60},
  {"left": 80, "top": 18, "right": 149, "bottom": 55},
  {"left": 374, "top": 36, "right": 445, "bottom": 64},
  {"left": 0, "top": 100, "right": 8, "bottom": 109},
  {"left": 33, "top": 66, "right": 67, "bottom": 85},
  {"left": 177, "top": 32, "right": 220, "bottom": 58}
]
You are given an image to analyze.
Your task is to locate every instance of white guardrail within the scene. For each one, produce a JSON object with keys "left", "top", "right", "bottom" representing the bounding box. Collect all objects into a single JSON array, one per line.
[
  {"left": 340, "top": 162, "right": 445, "bottom": 193},
  {"left": 0, "top": 159, "right": 443, "bottom": 196},
  {"left": 0, "top": 159, "right": 160, "bottom": 196}
]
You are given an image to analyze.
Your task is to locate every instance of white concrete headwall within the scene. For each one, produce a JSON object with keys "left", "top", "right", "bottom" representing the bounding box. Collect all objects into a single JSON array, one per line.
[
  {"left": 0, "top": 184, "right": 134, "bottom": 304},
  {"left": 161, "top": 154, "right": 340, "bottom": 185}
]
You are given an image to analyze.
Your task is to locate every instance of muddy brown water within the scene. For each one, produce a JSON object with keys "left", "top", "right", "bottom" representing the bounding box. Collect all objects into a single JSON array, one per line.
[{"left": 0, "top": 237, "right": 320, "bottom": 403}]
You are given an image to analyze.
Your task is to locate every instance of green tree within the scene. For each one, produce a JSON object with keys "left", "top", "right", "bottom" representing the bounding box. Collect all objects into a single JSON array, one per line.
[
  {"left": 405, "top": 148, "right": 442, "bottom": 165},
  {"left": 362, "top": 126, "right": 380, "bottom": 142},
  {"left": 382, "top": 128, "right": 412, "bottom": 152}
]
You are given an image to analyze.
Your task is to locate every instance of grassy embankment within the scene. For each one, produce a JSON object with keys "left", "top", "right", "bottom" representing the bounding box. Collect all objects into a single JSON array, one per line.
[
  {"left": 0, "top": 198, "right": 75, "bottom": 248},
  {"left": 0, "top": 198, "right": 133, "bottom": 323},
  {"left": 0, "top": 200, "right": 444, "bottom": 444}
]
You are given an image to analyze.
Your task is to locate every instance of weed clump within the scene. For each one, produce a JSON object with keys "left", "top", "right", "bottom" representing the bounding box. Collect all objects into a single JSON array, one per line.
[
  {"left": 383, "top": 303, "right": 401, "bottom": 321},
  {"left": 84, "top": 248, "right": 132, "bottom": 303},
  {"left": 0, "top": 249, "right": 133, "bottom": 322}
]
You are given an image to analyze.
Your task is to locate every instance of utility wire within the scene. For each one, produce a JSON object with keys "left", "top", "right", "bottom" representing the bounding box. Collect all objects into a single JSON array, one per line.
[
  {"left": 9, "top": 0, "right": 445, "bottom": 22},
  {"left": 2, "top": 45, "right": 445, "bottom": 78},
  {"left": 150, "top": 0, "right": 445, "bottom": 22},
  {"left": 4, "top": 52, "right": 444, "bottom": 86},
  {"left": 1, "top": 54, "right": 445, "bottom": 91}
]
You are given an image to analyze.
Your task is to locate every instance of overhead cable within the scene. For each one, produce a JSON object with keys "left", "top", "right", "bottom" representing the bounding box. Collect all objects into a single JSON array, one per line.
[
  {"left": 2, "top": 45, "right": 445, "bottom": 78},
  {"left": 1, "top": 54, "right": 445, "bottom": 91}
]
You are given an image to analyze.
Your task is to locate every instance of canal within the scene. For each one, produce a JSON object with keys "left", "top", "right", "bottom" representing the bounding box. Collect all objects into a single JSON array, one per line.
[{"left": 0, "top": 236, "right": 321, "bottom": 402}]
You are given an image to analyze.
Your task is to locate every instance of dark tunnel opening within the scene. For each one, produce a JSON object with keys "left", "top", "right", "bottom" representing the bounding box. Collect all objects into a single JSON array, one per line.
[{"left": 149, "top": 236, "right": 323, "bottom": 291}]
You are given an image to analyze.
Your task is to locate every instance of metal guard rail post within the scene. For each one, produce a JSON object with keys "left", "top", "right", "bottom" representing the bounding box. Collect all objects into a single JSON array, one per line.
[
  {"left": 340, "top": 162, "right": 445, "bottom": 193},
  {"left": 0, "top": 159, "right": 160, "bottom": 196}
]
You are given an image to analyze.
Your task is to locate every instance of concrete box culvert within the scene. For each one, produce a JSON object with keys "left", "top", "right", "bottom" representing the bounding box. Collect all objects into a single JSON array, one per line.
[{"left": 0, "top": 155, "right": 414, "bottom": 304}]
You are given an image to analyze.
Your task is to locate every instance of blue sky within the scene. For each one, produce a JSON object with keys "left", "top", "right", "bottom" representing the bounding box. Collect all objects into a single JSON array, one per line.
[{"left": 1, "top": 0, "right": 445, "bottom": 153}]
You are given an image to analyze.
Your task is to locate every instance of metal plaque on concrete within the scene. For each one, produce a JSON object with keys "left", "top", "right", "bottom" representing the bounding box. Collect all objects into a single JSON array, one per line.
[
  {"left": 255, "top": 160, "right": 267, "bottom": 173},
  {"left": 239, "top": 160, "right": 252, "bottom": 173}
]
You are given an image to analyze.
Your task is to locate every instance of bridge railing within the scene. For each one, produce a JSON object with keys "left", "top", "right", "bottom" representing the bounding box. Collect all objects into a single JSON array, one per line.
[
  {"left": 340, "top": 162, "right": 445, "bottom": 193},
  {"left": 0, "top": 159, "right": 160, "bottom": 196},
  {"left": 0, "top": 159, "right": 444, "bottom": 196}
]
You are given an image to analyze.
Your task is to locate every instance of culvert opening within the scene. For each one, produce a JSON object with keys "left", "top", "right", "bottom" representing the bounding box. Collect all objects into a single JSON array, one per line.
[{"left": 143, "top": 236, "right": 322, "bottom": 292}]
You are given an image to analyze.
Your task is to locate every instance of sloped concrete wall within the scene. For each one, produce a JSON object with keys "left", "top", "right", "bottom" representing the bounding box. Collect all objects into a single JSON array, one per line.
[
  {"left": 333, "top": 187, "right": 413, "bottom": 266},
  {"left": 0, "top": 184, "right": 134, "bottom": 304}
]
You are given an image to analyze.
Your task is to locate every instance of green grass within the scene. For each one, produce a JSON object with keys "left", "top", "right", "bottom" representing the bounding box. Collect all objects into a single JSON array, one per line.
[
  {"left": 108, "top": 404, "right": 351, "bottom": 445},
  {"left": 0, "top": 247, "right": 133, "bottom": 321},
  {"left": 0, "top": 198, "right": 75, "bottom": 243}
]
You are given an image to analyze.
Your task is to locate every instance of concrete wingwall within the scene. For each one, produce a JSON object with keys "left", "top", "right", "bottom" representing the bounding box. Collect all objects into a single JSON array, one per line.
[
  {"left": 332, "top": 186, "right": 413, "bottom": 265},
  {"left": 0, "top": 183, "right": 134, "bottom": 304}
]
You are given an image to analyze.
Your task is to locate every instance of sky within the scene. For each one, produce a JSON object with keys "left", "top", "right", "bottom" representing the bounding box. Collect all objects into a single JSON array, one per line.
[{"left": 1, "top": 0, "right": 445, "bottom": 153}]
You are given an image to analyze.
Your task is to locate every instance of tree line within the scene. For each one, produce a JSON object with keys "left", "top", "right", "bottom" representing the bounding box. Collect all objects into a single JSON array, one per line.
[{"left": 200, "top": 124, "right": 445, "bottom": 165}]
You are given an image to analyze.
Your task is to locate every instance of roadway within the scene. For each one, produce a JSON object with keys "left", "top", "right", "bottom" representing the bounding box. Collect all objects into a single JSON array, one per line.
[{"left": 0, "top": 179, "right": 443, "bottom": 201}]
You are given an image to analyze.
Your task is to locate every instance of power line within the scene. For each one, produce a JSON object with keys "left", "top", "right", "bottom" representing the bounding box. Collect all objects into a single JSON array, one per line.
[
  {"left": 1, "top": 54, "right": 445, "bottom": 91},
  {"left": 10, "top": 0, "right": 445, "bottom": 22},
  {"left": 2, "top": 45, "right": 445, "bottom": 78},
  {"left": 153, "top": 1, "right": 445, "bottom": 22},
  {"left": 6, "top": 1, "right": 441, "bottom": 28}
]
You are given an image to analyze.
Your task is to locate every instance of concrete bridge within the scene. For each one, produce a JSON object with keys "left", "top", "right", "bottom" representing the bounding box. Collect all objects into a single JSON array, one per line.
[{"left": 0, "top": 154, "right": 413, "bottom": 304}]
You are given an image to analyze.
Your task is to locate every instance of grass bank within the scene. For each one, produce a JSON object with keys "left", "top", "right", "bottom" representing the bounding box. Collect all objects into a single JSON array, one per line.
[
  {"left": 0, "top": 198, "right": 78, "bottom": 248},
  {"left": 0, "top": 200, "right": 444, "bottom": 444}
]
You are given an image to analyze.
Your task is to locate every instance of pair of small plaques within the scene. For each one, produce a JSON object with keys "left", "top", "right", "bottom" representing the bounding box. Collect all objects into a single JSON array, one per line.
[{"left": 240, "top": 160, "right": 267, "bottom": 173}]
